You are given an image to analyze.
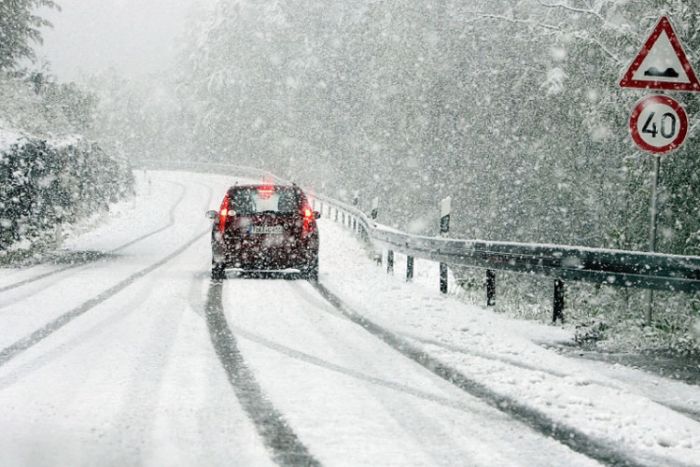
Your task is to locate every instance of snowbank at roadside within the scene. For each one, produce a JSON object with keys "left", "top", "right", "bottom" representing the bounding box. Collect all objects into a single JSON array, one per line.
[{"left": 319, "top": 218, "right": 700, "bottom": 466}]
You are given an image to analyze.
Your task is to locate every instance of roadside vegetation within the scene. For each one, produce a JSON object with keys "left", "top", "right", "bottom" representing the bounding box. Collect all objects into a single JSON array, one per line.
[{"left": 0, "top": 0, "right": 134, "bottom": 261}]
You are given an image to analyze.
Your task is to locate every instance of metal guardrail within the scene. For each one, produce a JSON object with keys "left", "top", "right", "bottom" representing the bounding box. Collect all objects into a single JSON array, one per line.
[
  {"left": 135, "top": 159, "right": 700, "bottom": 322},
  {"left": 369, "top": 229, "right": 700, "bottom": 294},
  {"left": 310, "top": 193, "right": 700, "bottom": 322}
]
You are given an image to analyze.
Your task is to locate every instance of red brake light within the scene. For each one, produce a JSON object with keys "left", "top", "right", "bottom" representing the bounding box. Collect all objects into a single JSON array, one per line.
[
  {"left": 219, "top": 195, "right": 230, "bottom": 234},
  {"left": 258, "top": 185, "right": 274, "bottom": 200},
  {"left": 302, "top": 206, "right": 316, "bottom": 237}
]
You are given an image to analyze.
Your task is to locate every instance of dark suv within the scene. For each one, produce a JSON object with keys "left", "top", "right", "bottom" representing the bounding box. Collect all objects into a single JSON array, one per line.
[{"left": 208, "top": 184, "right": 320, "bottom": 280}]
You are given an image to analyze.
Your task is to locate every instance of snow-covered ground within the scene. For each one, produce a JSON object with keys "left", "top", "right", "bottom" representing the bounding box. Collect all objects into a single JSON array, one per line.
[
  {"left": 0, "top": 170, "right": 698, "bottom": 466},
  {"left": 0, "top": 126, "right": 26, "bottom": 153},
  {"left": 320, "top": 220, "right": 700, "bottom": 466}
]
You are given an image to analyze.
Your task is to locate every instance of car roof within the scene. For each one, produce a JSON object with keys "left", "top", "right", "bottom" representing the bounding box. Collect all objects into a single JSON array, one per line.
[
  {"left": 226, "top": 184, "right": 303, "bottom": 195},
  {"left": 227, "top": 183, "right": 297, "bottom": 190}
]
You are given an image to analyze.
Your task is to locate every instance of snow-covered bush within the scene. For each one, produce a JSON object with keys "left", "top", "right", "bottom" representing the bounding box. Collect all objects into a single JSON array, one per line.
[{"left": 0, "top": 133, "right": 133, "bottom": 258}]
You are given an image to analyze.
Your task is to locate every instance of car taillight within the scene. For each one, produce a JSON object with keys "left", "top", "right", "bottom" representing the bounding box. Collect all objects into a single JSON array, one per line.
[
  {"left": 302, "top": 207, "right": 316, "bottom": 236},
  {"left": 219, "top": 195, "right": 230, "bottom": 234}
]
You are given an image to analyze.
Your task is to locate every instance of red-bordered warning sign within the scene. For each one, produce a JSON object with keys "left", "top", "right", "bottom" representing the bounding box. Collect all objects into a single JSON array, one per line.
[
  {"left": 619, "top": 16, "right": 700, "bottom": 92},
  {"left": 629, "top": 95, "right": 688, "bottom": 154}
]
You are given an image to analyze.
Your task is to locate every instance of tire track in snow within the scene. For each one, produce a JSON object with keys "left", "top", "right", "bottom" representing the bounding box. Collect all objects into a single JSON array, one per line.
[
  {"left": 103, "top": 181, "right": 189, "bottom": 252},
  {"left": 0, "top": 229, "right": 209, "bottom": 369},
  {"left": 204, "top": 280, "right": 320, "bottom": 467},
  {"left": 0, "top": 177, "right": 216, "bottom": 367},
  {"left": 405, "top": 334, "right": 700, "bottom": 423},
  {"left": 227, "top": 317, "right": 495, "bottom": 417},
  {"left": 0, "top": 278, "right": 154, "bottom": 390},
  {"left": 311, "top": 281, "right": 655, "bottom": 467},
  {"left": 0, "top": 180, "right": 188, "bottom": 294}
]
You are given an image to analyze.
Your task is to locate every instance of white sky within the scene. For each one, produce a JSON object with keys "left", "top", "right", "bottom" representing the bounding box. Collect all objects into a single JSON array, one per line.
[{"left": 37, "top": 0, "right": 215, "bottom": 81}]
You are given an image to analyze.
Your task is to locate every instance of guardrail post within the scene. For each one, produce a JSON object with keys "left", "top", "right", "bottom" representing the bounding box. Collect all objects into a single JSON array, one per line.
[
  {"left": 439, "top": 196, "right": 451, "bottom": 294},
  {"left": 553, "top": 279, "right": 565, "bottom": 323},
  {"left": 486, "top": 270, "right": 496, "bottom": 307},
  {"left": 352, "top": 192, "right": 359, "bottom": 233},
  {"left": 387, "top": 250, "right": 394, "bottom": 274},
  {"left": 371, "top": 197, "right": 382, "bottom": 266},
  {"left": 440, "top": 264, "right": 448, "bottom": 294},
  {"left": 334, "top": 208, "right": 339, "bottom": 222},
  {"left": 406, "top": 256, "right": 414, "bottom": 282}
]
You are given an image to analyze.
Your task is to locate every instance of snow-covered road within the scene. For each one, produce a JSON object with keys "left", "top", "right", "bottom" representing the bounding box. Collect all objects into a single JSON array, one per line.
[{"left": 1, "top": 171, "right": 699, "bottom": 466}]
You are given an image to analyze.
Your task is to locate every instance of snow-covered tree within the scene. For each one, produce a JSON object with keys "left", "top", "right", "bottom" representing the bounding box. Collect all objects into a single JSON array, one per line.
[{"left": 0, "top": 0, "right": 59, "bottom": 71}]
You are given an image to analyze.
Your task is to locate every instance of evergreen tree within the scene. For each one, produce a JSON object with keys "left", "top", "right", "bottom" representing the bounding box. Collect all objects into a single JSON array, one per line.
[{"left": 0, "top": 0, "right": 59, "bottom": 71}]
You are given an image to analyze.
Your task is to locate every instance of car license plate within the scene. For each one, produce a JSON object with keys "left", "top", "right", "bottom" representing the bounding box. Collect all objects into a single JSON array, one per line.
[{"left": 251, "top": 225, "right": 283, "bottom": 235}]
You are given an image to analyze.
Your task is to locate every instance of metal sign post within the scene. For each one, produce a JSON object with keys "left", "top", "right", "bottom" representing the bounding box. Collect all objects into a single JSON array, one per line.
[
  {"left": 649, "top": 156, "right": 660, "bottom": 254},
  {"left": 645, "top": 155, "right": 661, "bottom": 324}
]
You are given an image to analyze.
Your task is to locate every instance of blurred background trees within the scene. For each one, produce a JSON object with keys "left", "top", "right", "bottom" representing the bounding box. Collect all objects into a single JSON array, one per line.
[{"left": 174, "top": 0, "right": 700, "bottom": 256}]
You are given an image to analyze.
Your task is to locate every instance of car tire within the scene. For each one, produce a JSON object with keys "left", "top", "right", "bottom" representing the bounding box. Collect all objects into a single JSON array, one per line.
[
  {"left": 212, "top": 261, "right": 226, "bottom": 281},
  {"left": 300, "top": 256, "right": 319, "bottom": 281}
]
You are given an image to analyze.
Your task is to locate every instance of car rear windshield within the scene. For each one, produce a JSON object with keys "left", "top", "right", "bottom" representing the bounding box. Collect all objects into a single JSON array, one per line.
[{"left": 228, "top": 186, "right": 301, "bottom": 215}]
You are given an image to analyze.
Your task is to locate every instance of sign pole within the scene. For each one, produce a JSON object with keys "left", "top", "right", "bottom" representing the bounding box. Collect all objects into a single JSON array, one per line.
[
  {"left": 645, "top": 155, "right": 661, "bottom": 325},
  {"left": 649, "top": 155, "right": 660, "bottom": 253}
]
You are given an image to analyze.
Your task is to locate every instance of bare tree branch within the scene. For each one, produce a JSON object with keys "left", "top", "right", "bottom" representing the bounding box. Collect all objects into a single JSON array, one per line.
[
  {"left": 468, "top": 13, "right": 561, "bottom": 32},
  {"left": 537, "top": 0, "right": 607, "bottom": 24}
]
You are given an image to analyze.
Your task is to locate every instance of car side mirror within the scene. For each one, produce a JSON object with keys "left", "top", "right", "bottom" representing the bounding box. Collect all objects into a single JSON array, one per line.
[
  {"left": 206, "top": 210, "right": 218, "bottom": 221},
  {"left": 314, "top": 211, "right": 321, "bottom": 220}
]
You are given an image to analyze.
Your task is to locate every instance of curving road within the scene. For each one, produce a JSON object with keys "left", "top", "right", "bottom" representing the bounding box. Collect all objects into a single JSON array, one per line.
[{"left": 0, "top": 171, "right": 698, "bottom": 466}]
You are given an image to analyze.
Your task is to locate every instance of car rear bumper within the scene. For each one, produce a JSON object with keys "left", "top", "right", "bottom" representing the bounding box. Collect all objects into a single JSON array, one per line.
[{"left": 212, "top": 237, "right": 318, "bottom": 270}]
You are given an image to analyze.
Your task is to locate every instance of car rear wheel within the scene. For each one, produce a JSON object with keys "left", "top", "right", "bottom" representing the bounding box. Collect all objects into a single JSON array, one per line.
[
  {"left": 300, "top": 256, "right": 319, "bottom": 281},
  {"left": 211, "top": 261, "right": 226, "bottom": 280}
]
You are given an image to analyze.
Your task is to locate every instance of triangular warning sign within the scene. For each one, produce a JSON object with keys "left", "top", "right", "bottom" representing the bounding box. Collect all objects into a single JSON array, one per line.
[{"left": 619, "top": 16, "right": 700, "bottom": 92}]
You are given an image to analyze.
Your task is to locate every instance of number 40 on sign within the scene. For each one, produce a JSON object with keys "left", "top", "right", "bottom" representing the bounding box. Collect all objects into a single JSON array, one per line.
[{"left": 629, "top": 95, "right": 688, "bottom": 155}]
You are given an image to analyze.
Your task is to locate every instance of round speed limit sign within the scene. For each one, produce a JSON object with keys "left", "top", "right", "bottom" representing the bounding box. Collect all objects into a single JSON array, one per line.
[{"left": 629, "top": 95, "right": 688, "bottom": 154}]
